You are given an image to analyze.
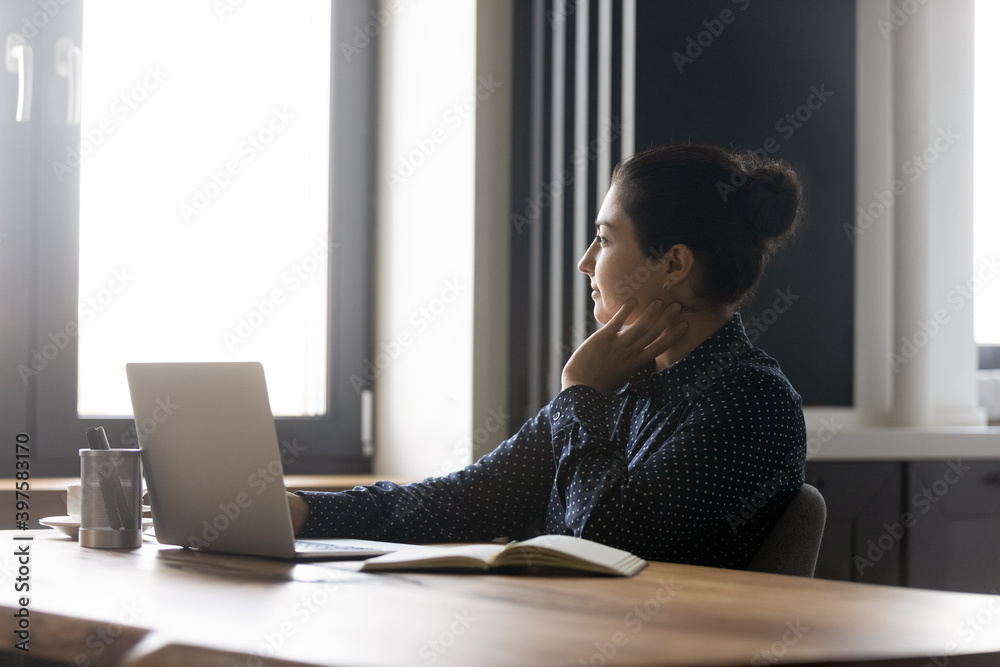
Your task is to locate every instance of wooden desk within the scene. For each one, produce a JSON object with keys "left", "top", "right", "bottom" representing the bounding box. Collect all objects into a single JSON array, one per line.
[{"left": 1, "top": 530, "right": 1000, "bottom": 666}]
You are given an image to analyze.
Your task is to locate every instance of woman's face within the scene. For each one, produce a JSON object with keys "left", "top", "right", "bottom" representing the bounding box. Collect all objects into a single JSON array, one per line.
[{"left": 578, "top": 185, "right": 665, "bottom": 325}]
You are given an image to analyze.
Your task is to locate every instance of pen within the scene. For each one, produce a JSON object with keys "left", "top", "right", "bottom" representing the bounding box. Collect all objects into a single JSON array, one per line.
[{"left": 85, "top": 426, "right": 134, "bottom": 530}]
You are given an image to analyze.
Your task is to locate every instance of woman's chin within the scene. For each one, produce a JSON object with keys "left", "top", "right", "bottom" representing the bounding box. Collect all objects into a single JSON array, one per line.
[{"left": 593, "top": 305, "right": 612, "bottom": 326}]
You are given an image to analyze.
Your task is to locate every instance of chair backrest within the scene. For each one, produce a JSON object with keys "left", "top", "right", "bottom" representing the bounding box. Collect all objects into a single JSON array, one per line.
[{"left": 747, "top": 483, "right": 826, "bottom": 577}]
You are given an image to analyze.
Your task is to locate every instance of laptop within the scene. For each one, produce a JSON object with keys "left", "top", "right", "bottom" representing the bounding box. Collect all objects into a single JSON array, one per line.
[{"left": 125, "top": 361, "right": 403, "bottom": 561}]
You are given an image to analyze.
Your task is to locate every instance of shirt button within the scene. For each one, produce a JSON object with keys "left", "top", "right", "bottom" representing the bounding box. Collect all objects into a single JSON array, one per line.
[{"left": 553, "top": 410, "right": 562, "bottom": 421}]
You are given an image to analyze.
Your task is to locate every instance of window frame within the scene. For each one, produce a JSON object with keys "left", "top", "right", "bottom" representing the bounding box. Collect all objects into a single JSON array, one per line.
[{"left": 1, "top": 0, "right": 376, "bottom": 478}]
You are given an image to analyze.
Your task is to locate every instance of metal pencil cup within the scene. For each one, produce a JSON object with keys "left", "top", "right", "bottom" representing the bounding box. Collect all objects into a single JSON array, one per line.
[{"left": 79, "top": 448, "right": 142, "bottom": 549}]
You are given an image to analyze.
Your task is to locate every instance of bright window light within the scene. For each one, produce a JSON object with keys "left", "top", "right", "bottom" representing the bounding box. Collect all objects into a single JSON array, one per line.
[
  {"left": 77, "top": 1, "right": 331, "bottom": 416},
  {"left": 975, "top": 0, "right": 1000, "bottom": 344}
]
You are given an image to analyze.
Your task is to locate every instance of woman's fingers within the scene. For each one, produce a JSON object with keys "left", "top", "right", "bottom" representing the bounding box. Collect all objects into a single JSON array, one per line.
[
  {"left": 621, "top": 301, "right": 686, "bottom": 362},
  {"left": 562, "top": 298, "right": 687, "bottom": 395},
  {"left": 601, "top": 298, "right": 636, "bottom": 337},
  {"left": 642, "top": 318, "right": 689, "bottom": 361},
  {"left": 620, "top": 300, "right": 680, "bottom": 347}
]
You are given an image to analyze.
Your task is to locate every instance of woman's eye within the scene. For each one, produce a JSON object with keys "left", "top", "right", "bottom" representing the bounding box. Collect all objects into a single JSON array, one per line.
[{"left": 596, "top": 234, "right": 607, "bottom": 245}]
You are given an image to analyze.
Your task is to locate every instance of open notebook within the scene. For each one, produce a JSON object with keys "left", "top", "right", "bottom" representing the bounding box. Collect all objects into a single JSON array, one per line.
[{"left": 358, "top": 534, "right": 647, "bottom": 576}]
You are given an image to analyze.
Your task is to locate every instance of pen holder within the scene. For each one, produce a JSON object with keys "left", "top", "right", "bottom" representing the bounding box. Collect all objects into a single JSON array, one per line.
[{"left": 79, "top": 448, "right": 143, "bottom": 549}]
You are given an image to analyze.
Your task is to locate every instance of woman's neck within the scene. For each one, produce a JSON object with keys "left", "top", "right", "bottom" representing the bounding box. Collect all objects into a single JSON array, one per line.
[{"left": 654, "top": 307, "right": 731, "bottom": 371}]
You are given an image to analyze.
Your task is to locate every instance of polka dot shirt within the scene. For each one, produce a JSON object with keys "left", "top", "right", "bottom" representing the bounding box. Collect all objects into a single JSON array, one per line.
[{"left": 297, "top": 313, "right": 807, "bottom": 569}]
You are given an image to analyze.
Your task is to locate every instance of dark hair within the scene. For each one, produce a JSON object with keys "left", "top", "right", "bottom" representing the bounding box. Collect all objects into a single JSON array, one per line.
[{"left": 611, "top": 144, "right": 802, "bottom": 309}]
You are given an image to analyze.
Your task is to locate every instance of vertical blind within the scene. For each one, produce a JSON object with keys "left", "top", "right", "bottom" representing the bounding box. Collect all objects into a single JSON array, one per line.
[{"left": 509, "top": 0, "right": 635, "bottom": 423}]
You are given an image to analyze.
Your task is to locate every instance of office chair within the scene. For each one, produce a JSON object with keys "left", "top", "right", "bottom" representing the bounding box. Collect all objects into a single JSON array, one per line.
[{"left": 747, "top": 483, "right": 826, "bottom": 577}]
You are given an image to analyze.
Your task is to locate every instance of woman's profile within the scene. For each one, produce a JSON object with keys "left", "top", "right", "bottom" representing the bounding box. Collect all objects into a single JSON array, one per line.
[{"left": 287, "top": 143, "right": 806, "bottom": 569}]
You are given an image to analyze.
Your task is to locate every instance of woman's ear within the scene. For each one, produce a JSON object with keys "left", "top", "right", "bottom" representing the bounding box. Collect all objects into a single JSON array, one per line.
[{"left": 659, "top": 244, "right": 695, "bottom": 286}]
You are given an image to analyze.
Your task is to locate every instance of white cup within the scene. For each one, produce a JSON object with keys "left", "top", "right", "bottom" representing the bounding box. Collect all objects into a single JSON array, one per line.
[{"left": 66, "top": 482, "right": 82, "bottom": 518}]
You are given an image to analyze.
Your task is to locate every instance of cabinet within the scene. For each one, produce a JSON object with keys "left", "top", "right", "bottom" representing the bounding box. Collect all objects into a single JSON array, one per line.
[
  {"left": 906, "top": 460, "right": 1000, "bottom": 594},
  {"left": 805, "top": 462, "right": 904, "bottom": 587},
  {"left": 807, "top": 460, "right": 1000, "bottom": 594}
]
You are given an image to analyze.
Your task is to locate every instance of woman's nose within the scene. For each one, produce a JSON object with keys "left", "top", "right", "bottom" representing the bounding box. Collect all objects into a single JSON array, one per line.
[{"left": 578, "top": 243, "right": 595, "bottom": 275}]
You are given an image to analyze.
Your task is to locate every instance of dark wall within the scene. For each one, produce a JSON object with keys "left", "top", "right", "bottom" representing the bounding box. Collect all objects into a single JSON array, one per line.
[{"left": 635, "top": 0, "right": 856, "bottom": 406}]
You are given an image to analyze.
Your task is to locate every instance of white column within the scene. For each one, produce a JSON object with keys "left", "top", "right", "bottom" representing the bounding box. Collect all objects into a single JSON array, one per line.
[
  {"left": 890, "top": 0, "right": 934, "bottom": 426},
  {"left": 926, "top": 0, "right": 985, "bottom": 426},
  {"left": 853, "top": 0, "right": 894, "bottom": 427}
]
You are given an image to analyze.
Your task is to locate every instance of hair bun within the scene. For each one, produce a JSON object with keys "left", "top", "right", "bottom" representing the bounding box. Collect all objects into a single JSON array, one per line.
[{"left": 743, "top": 159, "right": 802, "bottom": 245}]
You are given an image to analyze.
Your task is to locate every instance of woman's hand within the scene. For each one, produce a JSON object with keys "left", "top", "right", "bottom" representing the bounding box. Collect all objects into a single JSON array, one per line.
[
  {"left": 286, "top": 491, "right": 309, "bottom": 536},
  {"left": 561, "top": 300, "right": 687, "bottom": 396}
]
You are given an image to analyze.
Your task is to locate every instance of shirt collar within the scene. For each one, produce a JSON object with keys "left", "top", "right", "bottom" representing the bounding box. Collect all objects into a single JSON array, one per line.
[{"left": 620, "top": 313, "right": 752, "bottom": 402}]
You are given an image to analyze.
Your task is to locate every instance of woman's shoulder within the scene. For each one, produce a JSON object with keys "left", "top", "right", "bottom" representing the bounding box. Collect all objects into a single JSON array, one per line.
[{"left": 684, "top": 340, "right": 803, "bottom": 419}]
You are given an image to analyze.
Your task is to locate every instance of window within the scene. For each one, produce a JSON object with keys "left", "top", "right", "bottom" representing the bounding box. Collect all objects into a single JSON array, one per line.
[
  {"left": 975, "top": 0, "right": 1000, "bottom": 348},
  {"left": 78, "top": 1, "right": 332, "bottom": 417},
  {"left": 1, "top": 0, "right": 376, "bottom": 477}
]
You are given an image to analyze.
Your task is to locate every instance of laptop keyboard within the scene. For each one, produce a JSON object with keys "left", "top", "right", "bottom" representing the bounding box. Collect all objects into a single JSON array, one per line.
[{"left": 295, "top": 540, "right": 382, "bottom": 553}]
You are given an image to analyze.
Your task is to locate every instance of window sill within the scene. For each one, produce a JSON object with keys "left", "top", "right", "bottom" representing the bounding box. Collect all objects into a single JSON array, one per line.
[{"left": 806, "top": 423, "right": 1000, "bottom": 460}]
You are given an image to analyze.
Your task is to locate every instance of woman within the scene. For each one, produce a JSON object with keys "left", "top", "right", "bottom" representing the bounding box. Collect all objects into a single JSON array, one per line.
[{"left": 287, "top": 144, "right": 806, "bottom": 569}]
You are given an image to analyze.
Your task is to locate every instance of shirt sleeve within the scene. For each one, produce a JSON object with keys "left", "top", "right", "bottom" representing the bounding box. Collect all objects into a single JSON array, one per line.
[
  {"left": 295, "top": 404, "right": 559, "bottom": 542},
  {"left": 547, "top": 376, "right": 805, "bottom": 567}
]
